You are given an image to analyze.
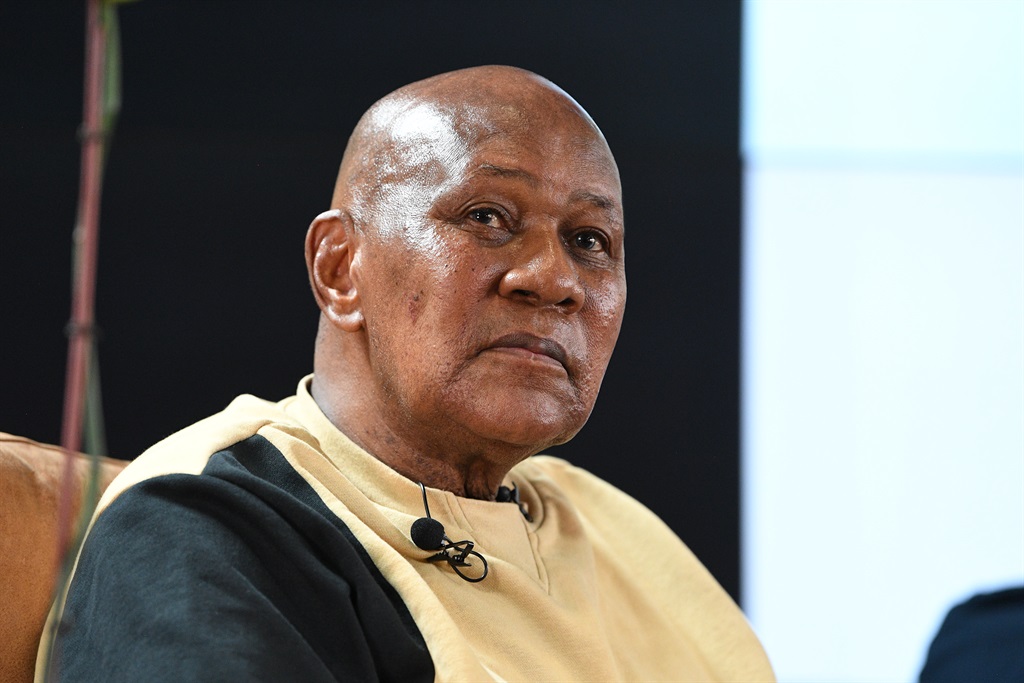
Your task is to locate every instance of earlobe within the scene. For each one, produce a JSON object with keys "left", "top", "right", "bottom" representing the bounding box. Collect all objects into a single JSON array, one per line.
[{"left": 305, "top": 209, "right": 364, "bottom": 332}]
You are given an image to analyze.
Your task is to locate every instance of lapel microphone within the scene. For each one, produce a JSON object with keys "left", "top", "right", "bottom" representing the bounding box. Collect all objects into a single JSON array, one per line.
[
  {"left": 495, "top": 483, "right": 533, "bottom": 522},
  {"left": 410, "top": 483, "right": 489, "bottom": 583}
]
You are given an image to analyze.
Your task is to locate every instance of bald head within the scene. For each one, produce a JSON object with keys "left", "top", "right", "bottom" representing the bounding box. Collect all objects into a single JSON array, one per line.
[{"left": 331, "top": 66, "right": 617, "bottom": 233}]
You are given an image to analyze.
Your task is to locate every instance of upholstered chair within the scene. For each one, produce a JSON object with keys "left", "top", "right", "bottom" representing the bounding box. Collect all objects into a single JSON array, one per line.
[{"left": 0, "top": 433, "right": 126, "bottom": 683}]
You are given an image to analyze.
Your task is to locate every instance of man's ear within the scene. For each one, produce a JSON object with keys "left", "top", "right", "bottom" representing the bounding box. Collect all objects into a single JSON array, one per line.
[{"left": 305, "top": 209, "right": 364, "bottom": 332}]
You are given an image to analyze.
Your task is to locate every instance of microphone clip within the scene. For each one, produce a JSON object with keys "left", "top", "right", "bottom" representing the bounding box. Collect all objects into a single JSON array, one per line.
[{"left": 411, "top": 483, "right": 489, "bottom": 583}]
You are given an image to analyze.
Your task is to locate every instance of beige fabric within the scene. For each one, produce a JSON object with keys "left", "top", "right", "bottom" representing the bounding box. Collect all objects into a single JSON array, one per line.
[
  {"left": 0, "top": 433, "right": 125, "bottom": 683},
  {"left": 74, "top": 377, "right": 775, "bottom": 681}
]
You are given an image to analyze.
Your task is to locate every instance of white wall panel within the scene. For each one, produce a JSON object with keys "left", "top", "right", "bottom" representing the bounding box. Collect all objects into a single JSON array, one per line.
[
  {"left": 742, "top": 1, "right": 1024, "bottom": 681},
  {"left": 742, "top": 0, "right": 1024, "bottom": 161}
]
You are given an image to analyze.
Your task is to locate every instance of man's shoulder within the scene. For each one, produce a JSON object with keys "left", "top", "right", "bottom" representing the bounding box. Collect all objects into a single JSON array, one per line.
[
  {"left": 516, "top": 454, "right": 682, "bottom": 544},
  {"left": 516, "top": 454, "right": 624, "bottom": 504},
  {"left": 518, "top": 454, "right": 655, "bottom": 509},
  {"left": 518, "top": 455, "right": 775, "bottom": 682},
  {"left": 97, "top": 392, "right": 304, "bottom": 517}
]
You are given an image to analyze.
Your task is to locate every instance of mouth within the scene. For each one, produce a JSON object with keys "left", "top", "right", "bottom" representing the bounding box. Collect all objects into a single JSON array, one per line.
[{"left": 483, "top": 332, "right": 569, "bottom": 372}]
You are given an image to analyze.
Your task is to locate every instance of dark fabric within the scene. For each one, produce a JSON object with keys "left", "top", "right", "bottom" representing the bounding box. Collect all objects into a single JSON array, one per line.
[
  {"left": 919, "top": 586, "right": 1024, "bottom": 683},
  {"left": 52, "top": 435, "right": 434, "bottom": 682}
]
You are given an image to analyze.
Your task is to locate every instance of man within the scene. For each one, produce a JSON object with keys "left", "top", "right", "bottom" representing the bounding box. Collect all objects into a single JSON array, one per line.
[{"left": 43, "top": 66, "right": 773, "bottom": 681}]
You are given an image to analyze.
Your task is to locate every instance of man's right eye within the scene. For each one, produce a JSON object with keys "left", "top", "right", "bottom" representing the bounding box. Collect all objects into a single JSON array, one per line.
[{"left": 468, "top": 208, "right": 502, "bottom": 227}]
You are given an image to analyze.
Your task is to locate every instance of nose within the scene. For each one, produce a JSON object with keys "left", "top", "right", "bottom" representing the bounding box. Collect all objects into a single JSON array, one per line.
[{"left": 498, "top": 229, "right": 585, "bottom": 313}]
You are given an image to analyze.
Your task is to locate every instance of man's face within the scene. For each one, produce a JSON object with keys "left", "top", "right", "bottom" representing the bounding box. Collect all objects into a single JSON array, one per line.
[{"left": 353, "top": 100, "right": 626, "bottom": 457}]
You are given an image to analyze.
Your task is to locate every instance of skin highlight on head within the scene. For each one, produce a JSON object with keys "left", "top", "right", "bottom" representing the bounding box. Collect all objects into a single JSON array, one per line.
[{"left": 305, "top": 65, "right": 626, "bottom": 500}]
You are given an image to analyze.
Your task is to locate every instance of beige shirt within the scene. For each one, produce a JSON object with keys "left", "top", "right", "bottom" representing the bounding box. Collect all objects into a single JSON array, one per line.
[{"left": 73, "top": 376, "right": 774, "bottom": 682}]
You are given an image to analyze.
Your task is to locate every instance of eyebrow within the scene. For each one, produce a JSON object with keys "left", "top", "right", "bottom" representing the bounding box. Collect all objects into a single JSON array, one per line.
[
  {"left": 570, "top": 190, "right": 618, "bottom": 212},
  {"left": 474, "top": 164, "right": 620, "bottom": 214},
  {"left": 475, "top": 164, "right": 539, "bottom": 185}
]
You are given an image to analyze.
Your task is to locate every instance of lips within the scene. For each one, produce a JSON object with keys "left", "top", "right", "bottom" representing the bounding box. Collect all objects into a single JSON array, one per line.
[{"left": 484, "top": 332, "right": 569, "bottom": 370}]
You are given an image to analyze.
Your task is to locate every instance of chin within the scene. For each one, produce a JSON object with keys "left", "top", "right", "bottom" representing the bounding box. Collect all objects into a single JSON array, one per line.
[{"left": 465, "top": 396, "right": 590, "bottom": 453}]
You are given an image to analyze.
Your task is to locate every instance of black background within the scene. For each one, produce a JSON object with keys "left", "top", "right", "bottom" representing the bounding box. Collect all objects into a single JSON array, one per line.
[{"left": 1, "top": 1, "right": 744, "bottom": 601}]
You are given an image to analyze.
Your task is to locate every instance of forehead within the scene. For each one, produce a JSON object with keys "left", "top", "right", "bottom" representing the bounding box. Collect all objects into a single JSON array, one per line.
[
  {"left": 365, "top": 99, "right": 469, "bottom": 183},
  {"left": 355, "top": 82, "right": 623, "bottom": 229},
  {"left": 457, "top": 118, "right": 622, "bottom": 214}
]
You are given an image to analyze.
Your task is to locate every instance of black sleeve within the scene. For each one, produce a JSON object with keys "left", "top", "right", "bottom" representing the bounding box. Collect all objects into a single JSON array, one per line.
[{"left": 50, "top": 435, "right": 434, "bottom": 683}]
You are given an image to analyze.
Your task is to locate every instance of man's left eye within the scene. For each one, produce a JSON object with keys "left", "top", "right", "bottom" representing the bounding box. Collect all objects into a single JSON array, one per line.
[
  {"left": 469, "top": 208, "right": 502, "bottom": 227},
  {"left": 573, "top": 231, "right": 605, "bottom": 252}
]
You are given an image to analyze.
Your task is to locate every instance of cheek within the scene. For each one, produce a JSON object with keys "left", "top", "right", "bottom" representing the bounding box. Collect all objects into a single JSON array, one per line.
[
  {"left": 586, "top": 283, "right": 627, "bottom": 354},
  {"left": 573, "top": 286, "right": 626, "bottom": 395}
]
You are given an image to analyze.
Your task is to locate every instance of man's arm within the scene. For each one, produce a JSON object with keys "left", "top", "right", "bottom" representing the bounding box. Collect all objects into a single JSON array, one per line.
[{"left": 48, "top": 435, "right": 434, "bottom": 683}]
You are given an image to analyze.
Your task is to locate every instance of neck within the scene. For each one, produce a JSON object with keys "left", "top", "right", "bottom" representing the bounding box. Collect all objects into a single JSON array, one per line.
[{"left": 311, "top": 334, "right": 531, "bottom": 500}]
